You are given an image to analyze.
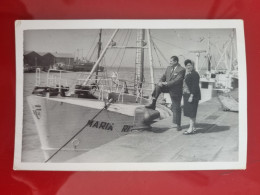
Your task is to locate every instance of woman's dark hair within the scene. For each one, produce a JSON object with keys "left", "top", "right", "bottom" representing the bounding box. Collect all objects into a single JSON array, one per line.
[{"left": 184, "top": 59, "right": 192, "bottom": 66}]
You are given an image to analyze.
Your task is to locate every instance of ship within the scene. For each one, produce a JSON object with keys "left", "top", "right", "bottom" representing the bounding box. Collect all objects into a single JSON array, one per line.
[
  {"left": 71, "top": 61, "right": 104, "bottom": 72},
  {"left": 197, "top": 30, "right": 239, "bottom": 112},
  {"left": 69, "top": 29, "right": 105, "bottom": 72},
  {"left": 163, "top": 30, "right": 239, "bottom": 111},
  {"left": 27, "top": 29, "right": 172, "bottom": 162}
]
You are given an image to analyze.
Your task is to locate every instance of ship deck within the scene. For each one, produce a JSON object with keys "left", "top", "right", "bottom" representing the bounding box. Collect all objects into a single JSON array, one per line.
[{"left": 22, "top": 97, "right": 238, "bottom": 163}]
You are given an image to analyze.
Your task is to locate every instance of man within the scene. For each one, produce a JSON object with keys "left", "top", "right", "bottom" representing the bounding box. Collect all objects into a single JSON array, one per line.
[{"left": 146, "top": 56, "right": 185, "bottom": 130}]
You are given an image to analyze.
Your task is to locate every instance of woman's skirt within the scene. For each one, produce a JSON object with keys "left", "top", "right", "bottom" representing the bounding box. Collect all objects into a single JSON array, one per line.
[{"left": 183, "top": 93, "right": 199, "bottom": 118}]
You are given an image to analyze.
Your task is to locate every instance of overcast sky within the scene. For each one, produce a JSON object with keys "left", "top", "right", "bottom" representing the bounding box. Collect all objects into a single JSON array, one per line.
[{"left": 24, "top": 29, "right": 236, "bottom": 69}]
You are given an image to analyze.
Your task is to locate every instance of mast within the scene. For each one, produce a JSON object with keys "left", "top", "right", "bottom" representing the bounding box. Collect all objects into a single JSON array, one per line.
[
  {"left": 82, "top": 29, "right": 119, "bottom": 86},
  {"left": 95, "top": 29, "right": 102, "bottom": 83},
  {"left": 76, "top": 49, "right": 79, "bottom": 64},
  {"left": 207, "top": 32, "right": 211, "bottom": 72},
  {"left": 195, "top": 53, "right": 199, "bottom": 71},
  {"left": 135, "top": 29, "right": 145, "bottom": 94},
  {"left": 147, "top": 29, "right": 155, "bottom": 91},
  {"left": 229, "top": 30, "right": 234, "bottom": 72}
]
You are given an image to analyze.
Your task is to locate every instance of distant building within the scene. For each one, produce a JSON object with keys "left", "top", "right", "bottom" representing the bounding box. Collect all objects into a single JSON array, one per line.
[
  {"left": 24, "top": 51, "right": 74, "bottom": 70},
  {"left": 42, "top": 52, "right": 74, "bottom": 69},
  {"left": 24, "top": 51, "right": 42, "bottom": 67}
]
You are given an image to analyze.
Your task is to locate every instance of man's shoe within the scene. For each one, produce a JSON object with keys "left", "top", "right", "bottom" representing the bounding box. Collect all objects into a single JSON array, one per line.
[
  {"left": 145, "top": 103, "right": 156, "bottom": 110},
  {"left": 145, "top": 99, "right": 156, "bottom": 110},
  {"left": 177, "top": 125, "right": 182, "bottom": 131}
]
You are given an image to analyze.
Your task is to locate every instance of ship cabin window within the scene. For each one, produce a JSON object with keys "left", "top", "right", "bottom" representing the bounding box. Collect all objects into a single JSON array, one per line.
[
  {"left": 201, "top": 82, "right": 209, "bottom": 89},
  {"left": 211, "top": 74, "right": 216, "bottom": 78}
]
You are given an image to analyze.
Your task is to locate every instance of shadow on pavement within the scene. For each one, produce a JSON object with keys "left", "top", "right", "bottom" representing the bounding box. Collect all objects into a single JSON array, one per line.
[{"left": 194, "top": 123, "right": 230, "bottom": 134}]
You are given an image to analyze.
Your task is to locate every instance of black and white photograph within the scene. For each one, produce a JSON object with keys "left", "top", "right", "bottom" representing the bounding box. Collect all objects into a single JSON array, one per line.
[{"left": 14, "top": 20, "right": 247, "bottom": 171}]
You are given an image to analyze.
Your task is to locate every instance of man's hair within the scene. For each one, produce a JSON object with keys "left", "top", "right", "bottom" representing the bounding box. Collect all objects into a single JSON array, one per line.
[{"left": 171, "top": 56, "right": 179, "bottom": 63}]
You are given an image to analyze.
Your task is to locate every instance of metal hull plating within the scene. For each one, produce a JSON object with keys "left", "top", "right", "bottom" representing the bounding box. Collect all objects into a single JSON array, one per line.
[{"left": 27, "top": 95, "right": 151, "bottom": 161}]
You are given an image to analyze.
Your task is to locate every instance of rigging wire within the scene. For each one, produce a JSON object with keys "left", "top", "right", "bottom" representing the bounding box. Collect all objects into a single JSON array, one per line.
[
  {"left": 151, "top": 38, "right": 169, "bottom": 66},
  {"left": 89, "top": 45, "right": 98, "bottom": 62},
  {"left": 171, "top": 30, "right": 214, "bottom": 44},
  {"left": 110, "top": 30, "right": 130, "bottom": 68},
  {"left": 109, "top": 30, "right": 128, "bottom": 67},
  {"left": 213, "top": 56, "right": 218, "bottom": 71},
  {"left": 151, "top": 35, "right": 190, "bottom": 52},
  {"left": 86, "top": 32, "right": 99, "bottom": 60},
  {"left": 199, "top": 57, "right": 206, "bottom": 72},
  {"left": 151, "top": 38, "right": 163, "bottom": 67},
  {"left": 116, "top": 29, "right": 132, "bottom": 73}
]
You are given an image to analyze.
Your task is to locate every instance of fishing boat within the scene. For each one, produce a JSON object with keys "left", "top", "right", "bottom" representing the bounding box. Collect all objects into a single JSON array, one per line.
[
  {"left": 161, "top": 30, "right": 239, "bottom": 111},
  {"left": 24, "top": 64, "right": 36, "bottom": 73},
  {"left": 27, "top": 29, "right": 172, "bottom": 162},
  {"left": 188, "top": 30, "right": 238, "bottom": 111},
  {"left": 69, "top": 29, "right": 105, "bottom": 72}
]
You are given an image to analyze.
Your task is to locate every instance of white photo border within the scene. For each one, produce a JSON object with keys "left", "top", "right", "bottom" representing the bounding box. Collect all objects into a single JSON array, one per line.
[{"left": 14, "top": 20, "right": 247, "bottom": 171}]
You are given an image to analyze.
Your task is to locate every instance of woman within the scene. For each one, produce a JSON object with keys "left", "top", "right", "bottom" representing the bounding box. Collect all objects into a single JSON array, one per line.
[{"left": 183, "top": 59, "right": 201, "bottom": 135}]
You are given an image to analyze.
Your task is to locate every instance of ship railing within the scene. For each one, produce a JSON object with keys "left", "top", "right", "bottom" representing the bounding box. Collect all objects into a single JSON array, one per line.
[
  {"left": 35, "top": 68, "right": 41, "bottom": 86},
  {"left": 68, "top": 72, "right": 122, "bottom": 95},
  {"left": 41, "top": 69, "right": 154, "bottom": 101},
  {"left": 74, "top": 72, "right": 153, "bottom": 93},
  {"left": 45, "top": 68, "right": 154, "bottom": 103},
  {"left": 75, "top": 76, "right": 143, "bottom": 103},
  {"left": 94, "top": 80, "right": 153, "bottom": 104},
  {"left": 109, "top": 79, "right": 157, "bottom": 103},
  {"left": 46, "top": 69, "right": 71, "bottom": 94},
  {"left": 214, "top": 73, "right": 233, "bottom": 91},
  {"left": 116, "top": 82, "right": 126, "bottom": 103}
]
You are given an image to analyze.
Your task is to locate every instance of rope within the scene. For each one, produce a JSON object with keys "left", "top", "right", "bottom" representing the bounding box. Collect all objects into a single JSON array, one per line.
[
  {"left": 116, "top": 29, "right": 132, "bottom": 73},
  {"left": 151, "top": 35, "right": 190, "bottom": 52},
  {"left": 89, "top": 45, "right": 98, "bottom": 62},
  {"left": 109, "top": 30, "right": 128, "bottom": 68},
  {"left": 110, "top": 30, "right": 130, "bottom": 68},
  {"left": 44, "top": 99, "right": 114, "bottom": 163},
  {"left": 151, "top": 38, "right": 164, "bottom": 67},
  {"left": 86, "top": 32, "right": 99, "bottom": 60},
  {"left": 153, "top": 41, "right": 169, "bottom": 65}
]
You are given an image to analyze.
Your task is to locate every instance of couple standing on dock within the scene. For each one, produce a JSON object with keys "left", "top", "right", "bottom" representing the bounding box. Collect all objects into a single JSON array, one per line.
[{"left": 146, "top": 56, "right": 201, "bottom": 135}]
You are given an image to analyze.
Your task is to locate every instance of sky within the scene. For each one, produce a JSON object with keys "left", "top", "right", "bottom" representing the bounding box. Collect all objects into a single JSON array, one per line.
[{"left": 24, "top": 28, "right": 236, "bottom": 69}]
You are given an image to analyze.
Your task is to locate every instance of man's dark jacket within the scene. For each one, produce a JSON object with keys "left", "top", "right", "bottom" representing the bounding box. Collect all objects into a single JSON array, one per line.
[{"left": 159, "top": 64, "right": 186, "bottom": 97}]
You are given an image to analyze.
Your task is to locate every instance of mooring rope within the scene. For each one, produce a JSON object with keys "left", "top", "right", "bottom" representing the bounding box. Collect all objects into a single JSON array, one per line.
[{"left": 44, "top": 98, "right": 114, "bottom": 163}]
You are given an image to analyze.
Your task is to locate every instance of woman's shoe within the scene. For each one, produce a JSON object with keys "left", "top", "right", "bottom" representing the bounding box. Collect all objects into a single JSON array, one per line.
[
  {"left": 183, "top": 128, "right": 197, "bottom": 135},
  {"left": 183, "top": 130, "right": 194, "bottom": 135}
]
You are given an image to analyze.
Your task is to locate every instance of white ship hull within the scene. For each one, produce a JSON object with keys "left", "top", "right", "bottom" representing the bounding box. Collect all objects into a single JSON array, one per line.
[{"left": 27, "top": 95, "right": 171, "bottom": 162}]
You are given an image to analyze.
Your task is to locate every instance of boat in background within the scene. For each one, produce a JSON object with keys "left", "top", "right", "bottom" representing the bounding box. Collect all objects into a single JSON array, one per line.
[
  {"left": 71, "top": 61, "right": 104, "bottom": 72},
  {"left": 68, "top": 29, "right": 105, "bottom": 72},
  {"left": 188, "top": 30, "right": 238, "bottom": 111},
  {"left": 24, "top": 64, "right": 36, "bottom": 73},
  {"left": 161, "top": 30, "right": 238, "bottom": 111}
]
